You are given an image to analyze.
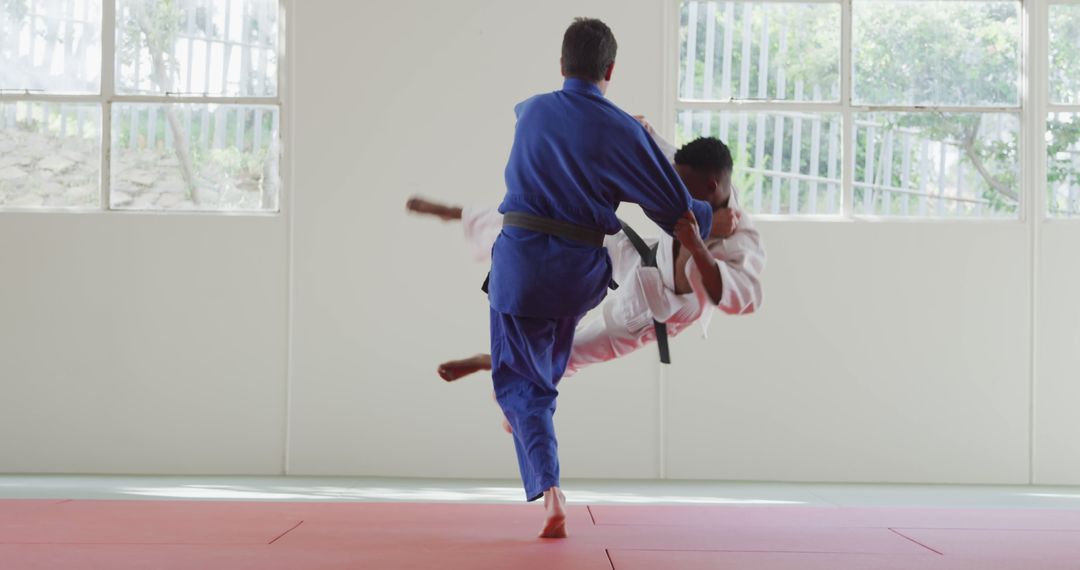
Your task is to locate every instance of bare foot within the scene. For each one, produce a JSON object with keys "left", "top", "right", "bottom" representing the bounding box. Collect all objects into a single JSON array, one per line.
[
  {"left": 491, "top": 391, "right": 513, "bottom": 434},
  {"left": 406, "top": 196, "right": 463, "bottom": 221},
  {"left": 538, "top": 487, "right": 567, "bottom": 539},
  {"left": 437, "top": 354, "right": 491, "bottom": 382}
]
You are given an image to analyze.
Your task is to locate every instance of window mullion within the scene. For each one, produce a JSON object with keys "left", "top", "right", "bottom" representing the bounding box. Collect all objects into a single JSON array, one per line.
[
  {"left": 1028, "top": 0, "right": 1048, "bottom": 222},
  {"left": 852, "top": 105, "right": 1021, "bottom": 113},
  {"left": 100, "top": 0, "right": 116, "bottom": 212},
  {"left": 109, "top": 95, "right": 282, "bottom": 105},
  {"left": 278, "top": 0, "right": 290, "bottom": 217},
  {"left": 718, "top": 0, "right": 841, "bottom": 4},
  {"left": 676, "top": 100, "right": 844, "bottom": 112},
  {"left": 1024, "top": 0, "right": 1048, "bottom": 485},
  {"left": 0, "top": 94, "right": 105, "bottom": 103},
  {"left": 841, "top": 0, "right": 854, "bottom": 220},
  {"left": 674, "top": 102, "right": 1021, "bottom": 114}
]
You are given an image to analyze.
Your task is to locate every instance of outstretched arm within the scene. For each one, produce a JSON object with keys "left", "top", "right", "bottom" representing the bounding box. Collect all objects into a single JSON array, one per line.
[
  {"left": 405, "top": 196, "right": 463, "bottom": 221},
  {"left": 406, "top": 196, "right": 505, "bottom": 263},
  {"left": 460, "top": 206, "right": 504, "bottom": 262},
  {"left": 437, "top": 354, "right": 491, "bottom": 382}
]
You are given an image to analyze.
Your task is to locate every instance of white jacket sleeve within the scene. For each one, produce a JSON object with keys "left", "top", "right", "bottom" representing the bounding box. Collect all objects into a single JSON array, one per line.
[
  {"left": 686, "top": 211, "right": 766, "bottom": 316},
  {"left": 461, "top": 206, "right": 504, "bottom": 263},
  {"left": 650, "top": 131, "right": 679, "bottom": 164}
]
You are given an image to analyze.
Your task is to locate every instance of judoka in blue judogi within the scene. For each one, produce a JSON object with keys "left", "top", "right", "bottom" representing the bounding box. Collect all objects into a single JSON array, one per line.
[{"left": 485, "top": 17, "right": 713, "bottom": 537}]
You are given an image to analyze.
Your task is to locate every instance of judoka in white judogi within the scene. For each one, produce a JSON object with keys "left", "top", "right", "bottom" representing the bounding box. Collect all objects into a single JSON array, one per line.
[{"left": 416, "top": 132, "right": 766, "bottom": 380}]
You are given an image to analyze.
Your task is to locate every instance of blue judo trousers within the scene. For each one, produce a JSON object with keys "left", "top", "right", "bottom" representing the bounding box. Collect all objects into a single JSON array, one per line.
[
  {"left": 490, "top": 309, "right": 580, "bottom": 501},
  {"left": 488, "top": 78, "right": 713, "bottom": 501}
]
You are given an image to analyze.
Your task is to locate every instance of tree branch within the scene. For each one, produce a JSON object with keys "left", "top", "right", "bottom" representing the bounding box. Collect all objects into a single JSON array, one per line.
[
  {"left": 960, "top": 119, "right": 1017, "bottom": 203},
  {"left": 135, "top": 7, "right": 199, "bottom": 205}
]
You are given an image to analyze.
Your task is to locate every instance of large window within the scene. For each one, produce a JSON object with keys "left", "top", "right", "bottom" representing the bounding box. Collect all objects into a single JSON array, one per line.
[
  {"left": 676, "top": 0, "right": 1023, "bottom": 218},
  {"left": 1049, "top": 3, "right": 1080, "bottom": 217},
  {"left": 0, "top": 0, "right": 281, "bottom": 212}
]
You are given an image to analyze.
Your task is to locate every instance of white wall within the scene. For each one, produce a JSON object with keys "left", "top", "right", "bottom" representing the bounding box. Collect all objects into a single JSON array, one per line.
[
  {"left": 286, "top": 0, "right": 673, "bottom": 480},
  {"left": 0, "top": 0, "right": 1074, "bottom": 485},
  {"left": 1034, "top": 222, "right": 1080, "bottom": 484},
  {"left": 666, "top": 221, "right": 1030, "bottom": 483},
  {"left": 0, "top": 214, "right": 288, "bottom": 474}
]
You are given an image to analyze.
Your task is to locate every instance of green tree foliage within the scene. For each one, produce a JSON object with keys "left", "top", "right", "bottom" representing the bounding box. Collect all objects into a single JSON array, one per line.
[
  {"left": 678, "top": 0, "right": 1040, "bottom": 216},
  {"left": 1050, "top": 6, "right": 1080, "bottom": 105}
]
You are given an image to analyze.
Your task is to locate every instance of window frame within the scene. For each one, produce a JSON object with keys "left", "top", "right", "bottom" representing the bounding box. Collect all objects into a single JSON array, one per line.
[
  {"left": 1044, "top": 0, "right": 1080, "bottom": 218},
  {"left": 0, "top": 0, "right": 291, "bottom": 215},
  {"left": 664, "top": 0, "right": 1046, "bottom": 222}
]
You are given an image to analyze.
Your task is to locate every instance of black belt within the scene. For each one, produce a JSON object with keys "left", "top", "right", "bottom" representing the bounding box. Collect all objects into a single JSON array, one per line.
[
  {"left": 502, "top": 212, "right": 606, "bottom": 248},
  {"left": 480, "top": 212, "right": 615, "bottom": 295},
  {"left": 619, "top": 219, "right": 671, "bottom": 365}
]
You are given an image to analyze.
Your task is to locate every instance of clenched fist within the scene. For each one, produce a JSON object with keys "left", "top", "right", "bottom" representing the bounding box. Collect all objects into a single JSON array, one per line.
[
  {"left": 711, "top": 208, "right": 740, "bottom": 238},
  {"left": 674, "top": 211, "right": 705, "bottom": 250}
]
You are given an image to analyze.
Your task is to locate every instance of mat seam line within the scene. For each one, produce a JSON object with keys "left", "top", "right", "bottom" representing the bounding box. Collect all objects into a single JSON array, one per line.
[
  {"left": 599, "top": 547, "right": 926, "bottom": 555},
  {"left": 895, "top": 527, "right": 1080, "bottom": 533},
  {"left": 268, "top": 520, "right": 304, "bottom": 545},
  {"left": 0, "top": 541, "right": 287, "bottom": 546},
  {"left": 889, "top": 528, "right": 944, "bottom": 555}
]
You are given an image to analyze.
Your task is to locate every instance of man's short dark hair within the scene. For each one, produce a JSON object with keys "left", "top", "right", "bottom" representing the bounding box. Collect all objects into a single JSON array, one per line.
[
  {"left": 674, "top": 137, "right": 734, "bottom": 175},
  {"left": 561, "top": 18, "right": 618, "bottom": 82}
]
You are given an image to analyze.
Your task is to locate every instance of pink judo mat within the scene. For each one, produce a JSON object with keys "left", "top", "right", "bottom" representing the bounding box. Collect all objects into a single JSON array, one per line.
[{"left": 2, "top": 499, "right": 1079, "bottom": 569}]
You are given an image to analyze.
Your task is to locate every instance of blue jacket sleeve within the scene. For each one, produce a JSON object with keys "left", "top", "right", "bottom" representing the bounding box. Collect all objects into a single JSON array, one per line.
[
  {"left": 690, "top": 199, "right": 713, "bottom": 240},
  {"left": 605, "top": 123, "right": 710, "bottom": 239}
]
